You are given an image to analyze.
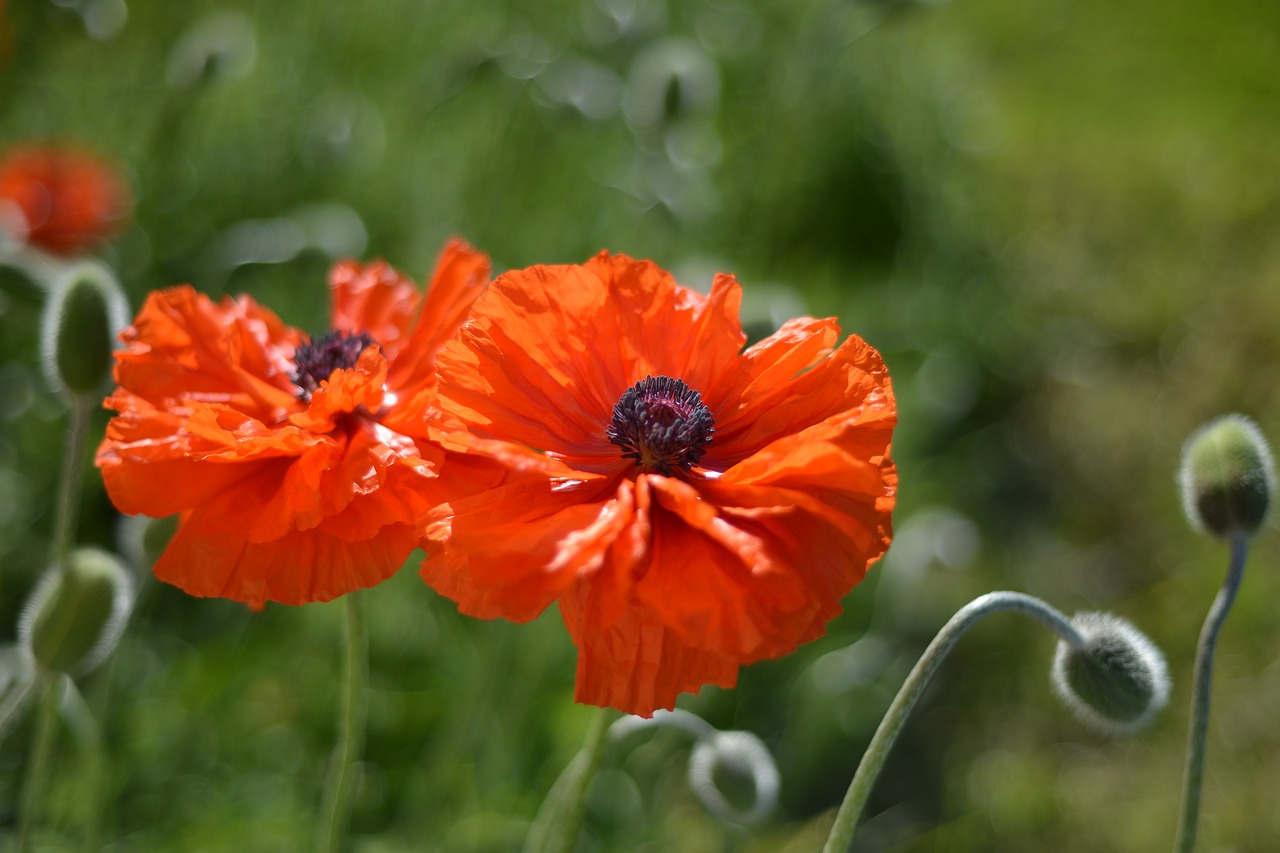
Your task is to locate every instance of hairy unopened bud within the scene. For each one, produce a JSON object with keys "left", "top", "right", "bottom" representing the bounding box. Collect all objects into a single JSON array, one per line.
[
  {"left": 687, "top": 730, "right": 779, "bottom": 826},
  {"left": 1051, "top": 612, "right": 1170, "bottom": 736},
  {"left": 1179, "top": 414, "right": 1274, "bottom": 539},
  {"left": 40, "top": 262, "right": 128, "bottom": 398},
  {"left": 18, "top": 548, "right": 134, "bottom": 677}
]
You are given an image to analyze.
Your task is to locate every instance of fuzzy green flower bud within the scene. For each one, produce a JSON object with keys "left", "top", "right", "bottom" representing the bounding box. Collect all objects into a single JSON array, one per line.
[
  {"left": 18, "top": 548, "right": 134, "bottom": 677},
  {"left": 1179, "top": 414, "right": 1274, "bottom": 539},
  {"left": 1051, "top": 612, "right": 1170, "bottom": 736},
  {"left": 40, "top": 261, "right": 128, "bottom": 398}
]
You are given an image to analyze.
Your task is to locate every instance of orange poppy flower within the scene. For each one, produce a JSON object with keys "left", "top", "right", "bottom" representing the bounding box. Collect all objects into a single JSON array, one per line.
[
  {"left": 422, "top": 252, "right": 897, "bottom": 716},
  {"left": 96, "top": 239, "right": 490, "bottom": 606},
  {"left": 0, "top": 145, "right": 131, "bottom": 256}
]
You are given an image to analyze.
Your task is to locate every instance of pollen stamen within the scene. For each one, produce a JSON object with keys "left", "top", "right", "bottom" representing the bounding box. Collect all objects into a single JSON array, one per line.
[
  {"left": 607, "top": 375, "right": 714, "bottom": 476},
  {"left": 292, "top": 330, "right": 378, "bottom": 399}
]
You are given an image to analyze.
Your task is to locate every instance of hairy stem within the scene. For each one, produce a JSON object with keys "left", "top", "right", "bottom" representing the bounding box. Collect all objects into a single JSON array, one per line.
[
  {"left": 17, "top": 677, "right": 59, "bottom": 853},
  {"left": 1172, "top": 535, "right": 1248, "bottom": 853},
  {"left": 524, "top": 706, "right": 613, "bottom": 853},
  {"left": 823, "top": 591, "right": 1086, "bottom": 853},
  {"left": 319, "top": 592, "right": 367, "bottom": 853},
  {"left": 51, "top": 397, "right": 92, "bottom": 576}
]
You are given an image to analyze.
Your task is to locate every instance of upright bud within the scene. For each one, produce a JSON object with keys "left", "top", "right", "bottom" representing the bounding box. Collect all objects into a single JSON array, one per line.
[
  {"left": 687, "top": 730, "right": 780, "bottom": 826},
  {"left": 1179, "top": 414, "right": 1274, "bottom": 539},
  {"left": 40, "top": 261, "right": 128, "bottom": 399},
  {"left": 1051, "top": 612, "right": 1170, "bottom": 736},
  {"left": 18, "top": 548, "right": 134, "bottom": 677}
]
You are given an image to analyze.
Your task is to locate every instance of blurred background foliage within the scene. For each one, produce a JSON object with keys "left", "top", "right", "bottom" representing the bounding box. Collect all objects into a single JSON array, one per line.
[{"left": 2, "top": 0, "right": 1279, "bottom": 850}]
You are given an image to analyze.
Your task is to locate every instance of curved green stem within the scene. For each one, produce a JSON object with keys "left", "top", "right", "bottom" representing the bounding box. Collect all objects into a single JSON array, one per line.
[
  {"left": 319, "top": 592, "right": 367, "bottom": 853},
  {"left": 823, "top": 591, "right": 1086, "bottom": 853},
  {"left": 524, "top": 706, "right": 613, "bottom": 853},
  {"left": 0, "top": 678, "right": 38, "bottom": 745},
  {"left": 1172, "top": 534, "right": 1248, "bottom": 853},
  {"left": 51, "top": 397, "right": 92, "bottom": 575},
  {"left": 17, "top": 677, "right": 59, "bottom": 853}
]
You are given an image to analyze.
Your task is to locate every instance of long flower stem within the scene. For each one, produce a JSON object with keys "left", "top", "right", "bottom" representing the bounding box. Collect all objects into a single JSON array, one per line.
[
  {"left": 17, "top": 677, "right": 59, "bottom": 853},
  {"left": 51, "top": 397, "right": 92, "bottom": 575},
  {"left": 524, "top": 706, "right": 612, "bottom": 853},
  {"left": 1172, "top": 534, "right": 1248, "bottom": 853},
  {"left": 823, "top": 591, "right": 1086, "bottom": 853},
  {"left": 320, "top": 592, "right": 367, "bottom": 853}
]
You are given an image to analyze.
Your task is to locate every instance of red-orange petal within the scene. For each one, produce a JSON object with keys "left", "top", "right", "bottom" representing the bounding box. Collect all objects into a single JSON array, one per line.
[
  {"left": 559, "top": 571, "right": 739, "bottom": 717},
  {"left": 387, "top": 238, "right": 492, "bottom": 388},
  {"left": 112, "top": 286, "right": 301, "bottom": 421},
  {"left": 328, "top": 260, "right": 419, "bottom": 358},
  {"left": 157, "top": 508, "right": 421, "bottom": 606},
  {"left": 421, "top": 473, "right": 623, "bottom": 622}
]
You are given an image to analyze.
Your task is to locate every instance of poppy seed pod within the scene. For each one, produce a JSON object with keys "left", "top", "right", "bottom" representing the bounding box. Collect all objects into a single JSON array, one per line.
[
  {"left": 18, "top": 548, "right": 134, "bottom": 677},
  {"left": 687, "top": 730, "right": 780, "bottom": 826},
  {"left": 1179, "top": 414, "right": 1274, "bottom": 539},
  {"left": 40, "top": 262, "right": 128, "bottom": 398},
  {"left": 1051, "top": 612, "right": 1170, "bottom": 736}
]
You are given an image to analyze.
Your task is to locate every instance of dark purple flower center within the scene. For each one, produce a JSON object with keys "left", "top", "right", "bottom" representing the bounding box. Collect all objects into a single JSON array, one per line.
[
  {"left": 292, "top": 330, "right": 378, "bottom": 399},
  {"left": 607, "top": 375, "right": 714, "bottom": 476}
]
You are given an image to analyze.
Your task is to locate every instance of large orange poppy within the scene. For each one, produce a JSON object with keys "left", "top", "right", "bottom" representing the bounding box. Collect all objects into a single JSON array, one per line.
[
  {"left": 96, "top": 239, "right": 490, "bottom": 606},
  {"left": 422, "top": 252, "right": 897, "bottom": 716},
  {"left": 0, "top": 145, "right": 131, "bottom": 256}
]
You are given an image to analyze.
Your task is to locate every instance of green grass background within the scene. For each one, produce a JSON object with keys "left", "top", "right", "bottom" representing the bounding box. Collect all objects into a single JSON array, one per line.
[{"left": 2, "top": 0, "right": 1279, "bottom": 850}]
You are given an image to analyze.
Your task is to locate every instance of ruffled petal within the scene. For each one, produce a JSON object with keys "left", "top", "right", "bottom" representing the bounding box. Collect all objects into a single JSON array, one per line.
[
  {"left": 673, "top": 272, "right": 748, "bottom": 397},
  {"left": 559, "top": 575, "right": 739, "bottom": 717},
  {"left": 707, "top": 327, "right": 893, "bottom": 469},
  {"left": 156, "top": 507, "right": 420, "bottom": 606},
  {"left": 421, "top": 474, "right": 623, "bottom": 621},
  {"left": 97, "top": 393, "right": 277, "bottom": 518},
  {"left": 628, "top": 475, "right": 789, "bottom": 659},
  {"left": 328, "top": 260, "right": 419, "bottom": 358},
  {"left": 435, "top": 263, "right": 620, "bottom": 460},
  {"left": 112, "top": 286, "right": 301, "bottom": 420},
  {"left": 386, "top": 239, "right": 491, "bottom": 387}
]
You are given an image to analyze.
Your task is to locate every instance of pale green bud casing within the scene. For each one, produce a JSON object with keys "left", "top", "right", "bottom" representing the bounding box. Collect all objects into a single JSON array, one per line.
[
  {"left": 40, "top": 261, "right": 128, "bottom": 399},
  {"left": 1179, "top": 414, "right": 1275, "bottom": 539},
  {"left": 1051, "top": 612, "right": 1170, "bottom": 736},
  {"left": 18, "top": 548, "right": 134, "bottom": 677}
]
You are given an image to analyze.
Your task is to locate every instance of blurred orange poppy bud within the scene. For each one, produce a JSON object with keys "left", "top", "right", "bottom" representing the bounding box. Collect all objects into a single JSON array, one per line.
[{"left": 0, "top": 145, "right": 131, "bottom": 256}]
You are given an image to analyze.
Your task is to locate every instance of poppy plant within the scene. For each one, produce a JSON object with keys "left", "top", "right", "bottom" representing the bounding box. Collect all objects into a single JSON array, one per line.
[
  {"left": 96, "top": 239, "right": 490, "bottom": 606},
  {"left": 422, "top": 252, "right": 897, "bottom": 716},
  {"left": 0, "top": 145, "right": 131, "bottom": 256}
]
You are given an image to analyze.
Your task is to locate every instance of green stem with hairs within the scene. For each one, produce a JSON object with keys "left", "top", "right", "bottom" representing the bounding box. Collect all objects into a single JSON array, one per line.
[
  {"left": 51, "top": 397, "right": 92, "bottom": 575},
  {"left": 524, "top": 706, "right": 613, "bottom": 853},
  {"left": 823, "top": 591, "right": 1087, "bottom": 853},
  {"left": 17, "top": 677, "right": 59, "bottom": 853},
  {"left": 1172, "top": 534, "right": 1248, "bottom": 853},
  {"left": 319, "top": 592, "right": 367, "bottom": 853}
]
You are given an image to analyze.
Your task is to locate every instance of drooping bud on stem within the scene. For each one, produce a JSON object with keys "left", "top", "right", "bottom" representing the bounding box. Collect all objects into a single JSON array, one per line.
[
  {"left": 40, "top": 262, "right": 128, "bottom": 399},
  {"left": 687, "top": 729, "right": 780, "bottom": 826},
  {"left": 18, "top": 548, "right": 134, "bottom": 677},
  {"left": 1179, "top": 414, "right": 1274, "bottom": 539},
  {"left": 1051, "top": 612, "right": 1170, "bottom": 736}
]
